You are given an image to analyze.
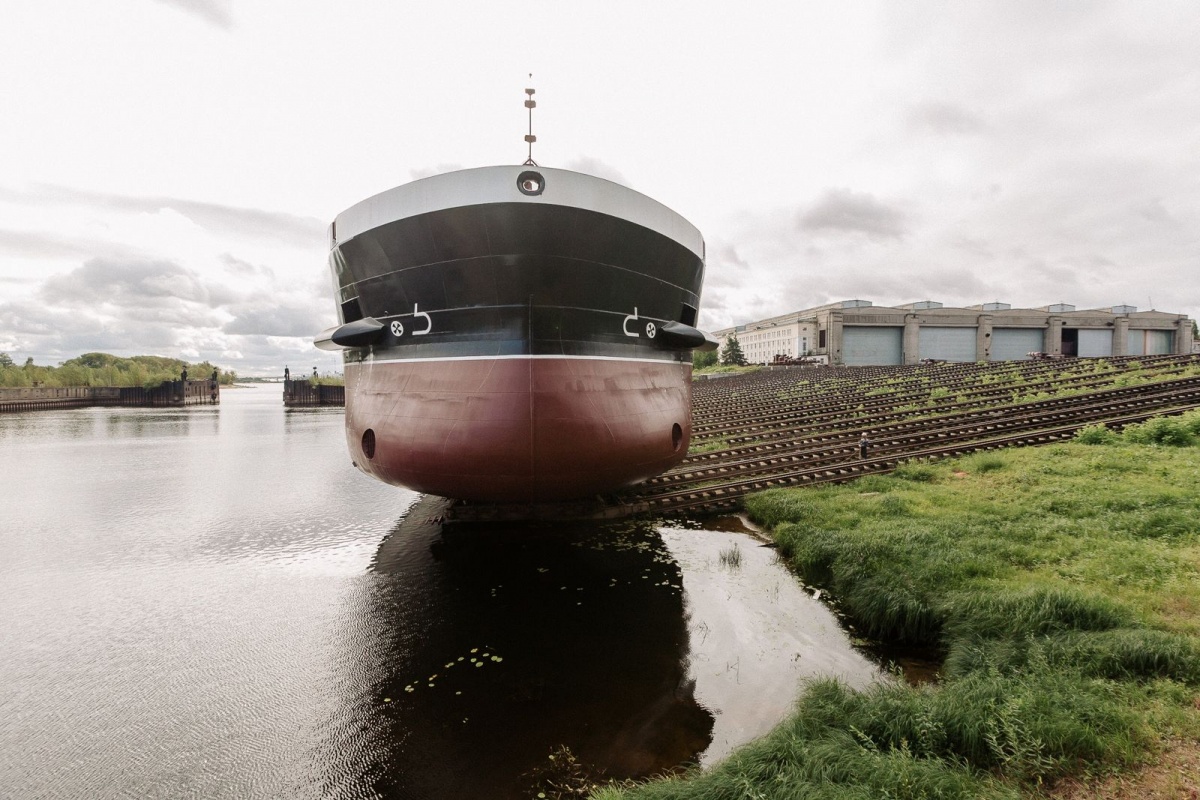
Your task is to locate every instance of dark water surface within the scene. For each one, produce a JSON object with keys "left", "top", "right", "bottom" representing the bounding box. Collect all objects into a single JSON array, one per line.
[{"left": 0, "top": 385, "right": 880, "bottom": 798}]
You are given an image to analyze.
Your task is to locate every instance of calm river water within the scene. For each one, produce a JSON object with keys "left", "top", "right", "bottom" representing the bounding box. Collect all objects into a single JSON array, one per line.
[{"left": 0, "top": 384, "right": 881, "bottom": 798}]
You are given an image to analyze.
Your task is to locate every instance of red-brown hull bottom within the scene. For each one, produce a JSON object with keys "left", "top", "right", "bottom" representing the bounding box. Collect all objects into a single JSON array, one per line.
[{"left": 344, "top": 358, "right": 692, "bottom": 503}]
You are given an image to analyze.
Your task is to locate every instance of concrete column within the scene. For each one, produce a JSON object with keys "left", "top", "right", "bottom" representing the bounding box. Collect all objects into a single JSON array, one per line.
[
  {"left": 828, "top": 312, "right": 844, "bottom": 365},
  {"left": 1113, "top": 317, "right": 1130, "bottom": 356},
  {"left": 902, "top": 315, "right": 920, "bottom": 365},
  {"left": 1177, "top": 318, "right": 1195, "bottom": 354},
  {"left": 1045, "top": 317, "right": 1063, "bottom": 355},
  {"left": 976, "top": 314, "right": 993, "bottom": 362}
]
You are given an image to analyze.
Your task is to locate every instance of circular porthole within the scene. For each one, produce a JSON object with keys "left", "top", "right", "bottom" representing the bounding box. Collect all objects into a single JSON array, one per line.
[
  {"left": 361, "top": 428, "right": 376, "bottom": 459},
  {"left": 671, "top": 423, "right": 683, "bottom": 452},
  {"left": 516, "top": 170, "right": 545, "bottom": 196}
]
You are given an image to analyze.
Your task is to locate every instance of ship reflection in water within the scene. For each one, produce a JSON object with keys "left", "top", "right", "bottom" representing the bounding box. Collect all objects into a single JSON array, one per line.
[
  {"left": 333, "top": 498, "right": 711, "bottom": 798},
  {"left": 320, "top": 497, "right": 881, "bottom": 798}
]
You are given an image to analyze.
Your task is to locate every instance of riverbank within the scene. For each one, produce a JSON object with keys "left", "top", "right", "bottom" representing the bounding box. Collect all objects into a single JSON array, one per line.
[{"left": 595, "top": 414, "right": 1200, "bottom": 799}]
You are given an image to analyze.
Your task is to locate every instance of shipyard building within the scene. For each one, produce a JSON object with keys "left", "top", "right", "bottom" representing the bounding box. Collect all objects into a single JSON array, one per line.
[{"left": 711, "top": 301, "right": 1195, "bottom": 366}]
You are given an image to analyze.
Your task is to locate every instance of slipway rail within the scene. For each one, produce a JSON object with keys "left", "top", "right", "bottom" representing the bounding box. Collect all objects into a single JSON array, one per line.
[
  {"left": 623, "top": 398, "right": 1200, "bottom": 517},
  {"left": 637, "top": 376, "right": 1200, "bottom": 496}
]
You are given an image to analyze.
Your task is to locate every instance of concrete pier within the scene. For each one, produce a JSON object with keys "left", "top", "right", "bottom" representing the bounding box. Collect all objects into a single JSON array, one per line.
[
  {"left": 0, "top": 380, "right": 219, "bottom": 413},
  {"left": 282, "top": 380, "right": 344, "bottom": 407}
]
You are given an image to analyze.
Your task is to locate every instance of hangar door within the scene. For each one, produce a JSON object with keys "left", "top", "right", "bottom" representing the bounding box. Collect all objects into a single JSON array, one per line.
[
  {"left": 918, "top": 327, "right": 976, "bottom": 362},
  {"left": 1077, "top": 329, "right": 1113, "bottom": 357},
  {"left": 990, "top": 328, "right": 1043, "bottom": 361},
  {"left": 842, "top": 326, "right": 903, "bottom": 365},
  {"left": 1128, "top": 330, "right": 1174, "bottom": 355}
]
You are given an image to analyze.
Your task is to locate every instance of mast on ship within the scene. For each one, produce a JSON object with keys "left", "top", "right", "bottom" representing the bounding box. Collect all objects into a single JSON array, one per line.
[{"left": 523, "top": 80, "right": 538, "bottom": 166}]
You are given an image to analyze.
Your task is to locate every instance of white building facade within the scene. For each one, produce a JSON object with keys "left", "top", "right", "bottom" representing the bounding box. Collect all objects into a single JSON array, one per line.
[{"left": 712, "top": 300, "right": 1195, "bottom": 366}]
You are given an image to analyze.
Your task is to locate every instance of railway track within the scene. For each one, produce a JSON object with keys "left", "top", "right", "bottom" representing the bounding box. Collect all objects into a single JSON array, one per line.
[
  {"left": 623, "top": 400, "right": 1200, "bottom": 517},
  {"left": 639, "top": 376, "right": 1200, "bottom": 495},
  {"left": 447, "top": 355, "right": 1200, "bottom": 522}
]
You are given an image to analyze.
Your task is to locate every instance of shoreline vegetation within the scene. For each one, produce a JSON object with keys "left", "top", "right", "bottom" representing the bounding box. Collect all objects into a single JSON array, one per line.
[
  {"left": 0, "top": 352, "right": 238, "bottom": 389},
  {"left": 304, "top": 375, "right": 346, "bottom": 387},
  {"left": 591, "top": 411, "right": 1200, "bottom": 800}
]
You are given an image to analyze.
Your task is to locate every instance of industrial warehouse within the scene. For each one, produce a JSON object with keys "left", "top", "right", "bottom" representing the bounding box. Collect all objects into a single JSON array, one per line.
[{"left": 711, "top": 300, "right": 1196, "bottom": 366}]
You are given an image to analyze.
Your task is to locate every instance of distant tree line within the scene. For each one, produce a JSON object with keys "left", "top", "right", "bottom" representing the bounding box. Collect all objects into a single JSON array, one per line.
[{"left": 0, "top": 352, "right": 237, "bottom": 389}]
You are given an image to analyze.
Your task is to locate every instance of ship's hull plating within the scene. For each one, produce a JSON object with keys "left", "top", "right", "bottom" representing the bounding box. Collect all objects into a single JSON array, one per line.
[
  {"left": 327, "top": 166, "right": 706, "bottom": 503},
  {"left": 347, "top": 356, "right": 691, "bottom": 502}
]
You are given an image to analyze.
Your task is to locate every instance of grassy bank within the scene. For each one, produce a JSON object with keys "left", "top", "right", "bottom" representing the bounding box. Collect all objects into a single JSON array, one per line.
[{"left": 596, "top": 412, "right": 1200, "bottom": 799}]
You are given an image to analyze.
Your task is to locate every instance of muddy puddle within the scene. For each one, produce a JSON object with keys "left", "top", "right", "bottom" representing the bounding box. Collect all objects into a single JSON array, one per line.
[{"left": 657, "top": 519, "right": 882, "bottom": 766}]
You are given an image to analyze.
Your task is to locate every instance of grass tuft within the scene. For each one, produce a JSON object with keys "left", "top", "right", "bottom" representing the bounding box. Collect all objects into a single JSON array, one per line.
[
  {"left": 1074, "top": 423, "right": 1119, "bottom": 444},
  {"left": 944, "top": 629, "right": 1200, "bottom": 683},
  {"left": 940, "top": 585, "right": 1136, "bottom": 642},
  {"left": 972, "top": 455, "right": 1007, "bottom": 473},
  {"left": 717, "top": 543, "right": 743, "bottom": 569},
  {"left": 891, "top": 461, "right": 939, "bottom": 482},
  {"left": 1122, "top": 416, "right": 1196, "bottom": 446}
]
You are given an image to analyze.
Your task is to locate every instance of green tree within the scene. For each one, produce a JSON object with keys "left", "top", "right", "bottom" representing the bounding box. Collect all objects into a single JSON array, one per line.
[
  {"left": 0, "top": 352, "right": 12, "bottom": 368},
  {"left": 720, "top": 334, "right": 747, "bottom": 366},
  {"left": 72, "top": 352, "right": 115, "bottom": 369},
  {"left": 1192, "top": 318, "right": 1198, "bottom": 338},
  {"left": 692, "top": 349, "right": 718, "bottom": 370},
  {"left": 0, "top": 351, "right": 240, "bottom": 388},
  {"left": 57, "top": 365, "right": 90, "bottom": 386}
]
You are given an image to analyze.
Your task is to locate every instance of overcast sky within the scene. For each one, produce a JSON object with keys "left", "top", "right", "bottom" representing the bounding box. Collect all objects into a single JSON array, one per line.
[{"left": 2, "top": 1, "right": 1197, "bottom": 376}]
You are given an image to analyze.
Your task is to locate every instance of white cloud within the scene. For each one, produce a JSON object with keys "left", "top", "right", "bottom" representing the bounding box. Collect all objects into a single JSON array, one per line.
[
  {"left": 563, "top": 156, "right": 630, "bottom": 187},
  {"left": 150, "top": 0, "right": 232, "bottom": 29},
  {"left": 798, "top": 189, "right": 910, "bottom": 241}
]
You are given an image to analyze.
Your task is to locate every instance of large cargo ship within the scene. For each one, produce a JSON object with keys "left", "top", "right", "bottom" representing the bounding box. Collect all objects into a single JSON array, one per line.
[{"left": 317, "top": 164, "right": 714, "bottom": 503}]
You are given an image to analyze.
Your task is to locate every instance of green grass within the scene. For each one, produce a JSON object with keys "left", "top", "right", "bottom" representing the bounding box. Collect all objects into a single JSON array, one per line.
[
  {"left": 1120, "top": 414, "right": 1199, "bottom": 446},
  {"left": 694, "top": 365, "right": 763, "bottom": 376},
  {"left": 597, "top": 422, "right": 1200, "bottom": 799},
  {"left": 690, "top": 437, "right": 733, "bottom": 455}
]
